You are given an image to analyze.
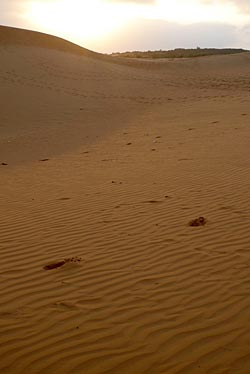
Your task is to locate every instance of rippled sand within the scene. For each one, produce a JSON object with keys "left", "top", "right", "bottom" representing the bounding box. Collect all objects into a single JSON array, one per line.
[{"left": 1, "top": 26, "right": 250, "bottom": 374}]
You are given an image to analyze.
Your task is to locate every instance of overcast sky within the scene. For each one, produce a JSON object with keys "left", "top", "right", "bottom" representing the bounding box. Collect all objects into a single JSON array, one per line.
[{"left": 0, "top": 0, "right": 250, "bottom": 52}]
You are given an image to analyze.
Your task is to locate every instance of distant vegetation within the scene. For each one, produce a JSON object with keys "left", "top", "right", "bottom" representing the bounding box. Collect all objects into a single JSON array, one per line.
[{"left": 111, "top": 48, "right": 247, "bottom": 59}]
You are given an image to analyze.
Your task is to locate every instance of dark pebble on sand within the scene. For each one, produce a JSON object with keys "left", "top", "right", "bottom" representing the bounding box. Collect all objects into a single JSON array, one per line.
[{"left": 189, "top": 216, "right": 207, "bottom": 227}]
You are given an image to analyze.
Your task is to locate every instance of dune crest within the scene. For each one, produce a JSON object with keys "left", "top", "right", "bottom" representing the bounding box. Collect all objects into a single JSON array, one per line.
[{"left": 0, "top": 25, "right": 99, "bottom": 57}]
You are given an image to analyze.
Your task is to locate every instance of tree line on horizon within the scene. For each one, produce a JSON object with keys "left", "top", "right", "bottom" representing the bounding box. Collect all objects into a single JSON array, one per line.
[{"left": 110, "top": 48, "right": 247, "bottom": 59}]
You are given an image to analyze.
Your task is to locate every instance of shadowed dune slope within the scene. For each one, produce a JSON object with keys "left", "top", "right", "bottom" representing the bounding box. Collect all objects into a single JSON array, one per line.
[
  {"left": 0, "top": 26, "right": 250, "bottom": 374},
  {"left": 0, "top": 25, "right": 100, "bottom": 58}
]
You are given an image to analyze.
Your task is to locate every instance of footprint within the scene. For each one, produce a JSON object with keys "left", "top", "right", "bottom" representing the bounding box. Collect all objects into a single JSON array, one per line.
[
  {"left": 189, "top": 217, "right": 207, "bottom": 227},
  {"left": 144, "top": 200, "right": 163, "bottom": 204},
  {"left": 43, "top": 260, "right": 66, "bottom": 270},
  {"left": 43, "top": 257, "right": 82, "bottom": 270}
]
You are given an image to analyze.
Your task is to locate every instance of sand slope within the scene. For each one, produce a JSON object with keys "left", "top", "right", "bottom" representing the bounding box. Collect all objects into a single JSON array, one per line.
[{"left": 0, "top": 26, "right": 250, "bottom": 373}]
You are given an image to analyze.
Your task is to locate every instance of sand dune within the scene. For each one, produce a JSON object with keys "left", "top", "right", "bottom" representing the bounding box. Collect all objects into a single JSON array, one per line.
[{"left": 0, "top": 26, "right": 250, "bottom": 373}]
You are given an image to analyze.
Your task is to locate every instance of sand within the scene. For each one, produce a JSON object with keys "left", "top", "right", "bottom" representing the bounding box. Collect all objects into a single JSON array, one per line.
[{"left": 0, "top": 26, "right": 250, "bottom": 374}]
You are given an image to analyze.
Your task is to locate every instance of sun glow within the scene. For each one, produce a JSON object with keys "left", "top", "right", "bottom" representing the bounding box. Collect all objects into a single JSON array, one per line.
[{"left": 27, "top": 0, "right": 133, "bottom": 43}]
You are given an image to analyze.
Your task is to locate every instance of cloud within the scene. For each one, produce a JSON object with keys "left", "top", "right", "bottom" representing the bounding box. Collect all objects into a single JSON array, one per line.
[
  {"left": 229, "top": 0, "right": 250, "bottom": 12},
  {"left": 0, "top": 1, "right": 24, "bottom": 26},
  {"left": 202, "top": 0, "right": 250, "bottom": 13},
  {"left": 99, "top": 18, "right": 245, "bottom": 53},
  {"left": 107, "top": 0, "right": 156, "bottom": 3},
  {"left": 109, "top": 0, "right": 250, "bottom": 12}
]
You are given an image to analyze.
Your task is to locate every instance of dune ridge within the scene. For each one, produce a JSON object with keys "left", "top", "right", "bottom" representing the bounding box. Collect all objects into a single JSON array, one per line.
[
  {"left": 0, "top": 26, "right": 250, "bottom": 373},
  {"left": 0, "top": 25, "right": 100, "bottom": 58}
]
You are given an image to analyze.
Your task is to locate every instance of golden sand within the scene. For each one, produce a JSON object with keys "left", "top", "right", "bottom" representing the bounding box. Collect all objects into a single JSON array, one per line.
[{"left": 0, "top": 26, "right": 250, "bottom": 374}]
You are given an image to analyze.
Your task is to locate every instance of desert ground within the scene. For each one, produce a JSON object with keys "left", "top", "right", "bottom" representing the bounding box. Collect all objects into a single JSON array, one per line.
[{"left": 0, "top": 26, "right": 250, "bottom": 374}]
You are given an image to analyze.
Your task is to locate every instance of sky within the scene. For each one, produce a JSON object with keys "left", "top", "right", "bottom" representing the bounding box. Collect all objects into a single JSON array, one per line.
[{"left": 0, "top": 0, "right": 250, "bottom": 53}]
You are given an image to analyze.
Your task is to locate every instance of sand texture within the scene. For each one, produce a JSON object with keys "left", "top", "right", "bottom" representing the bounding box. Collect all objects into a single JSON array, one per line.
[{"left": 0, "top": 26, "right": 250, "bottom": 374}]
